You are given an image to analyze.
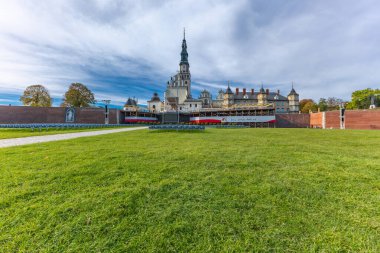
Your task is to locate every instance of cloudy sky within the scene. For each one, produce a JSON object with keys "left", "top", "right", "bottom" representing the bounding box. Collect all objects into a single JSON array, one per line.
[{"left": 0, "top": 0, "right": 379, "bottom": 106}]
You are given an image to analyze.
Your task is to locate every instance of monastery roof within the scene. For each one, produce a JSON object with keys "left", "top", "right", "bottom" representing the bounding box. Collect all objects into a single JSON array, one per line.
[
  {"left": 148, "top": 92, "right": 161, "bottom": 102},
  {"left": 232, "top": 92, "right": 288, "bottom": 101}
]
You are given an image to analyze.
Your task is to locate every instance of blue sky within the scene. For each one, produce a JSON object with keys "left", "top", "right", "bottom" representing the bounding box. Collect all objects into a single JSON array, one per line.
[{"left": 0, "top": 0, "right": 379, "bottom": 107}]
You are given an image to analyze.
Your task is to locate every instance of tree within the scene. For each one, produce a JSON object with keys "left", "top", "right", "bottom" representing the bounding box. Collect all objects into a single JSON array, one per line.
[
  {"left": 300, "top": 99, "right": 318, "bottom": 113},
  {"left": 318, "top": 98, "right": 328, "bottom": 111},
  {"left": 326, "top": 97, "right": 344, "bottom": 110},
  {"left": 61, "top": 83, "right": 95, "bottom": 107},
  {"left": 318, "top": 97, "right": 344, "bottom": 111},
  {"left": 20, "top": 85, "right": 52, "bottom": 107},
  {"left": 345, "top": 88, "right": 380, "bottom": 109}
]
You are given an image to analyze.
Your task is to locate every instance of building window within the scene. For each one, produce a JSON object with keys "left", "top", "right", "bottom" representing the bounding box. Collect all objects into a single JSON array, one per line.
[
  {"left": 153, "top": 105, "right": 156, "bottom": 109},
  {"left": 180, "top": 107, "right": 182, "bottom": 110},
  {"left": 195, "top": 104, "right": 197, "bottom": 108},
  {"left": 185, "top": 81, "right": 187, "bottom": 84}
]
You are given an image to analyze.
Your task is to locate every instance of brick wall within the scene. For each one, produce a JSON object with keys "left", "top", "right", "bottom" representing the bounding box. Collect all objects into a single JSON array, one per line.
[
  {"left": 345, "top": 110, "right": 380, "bottom": 129},
  {"left": 309, "top": 110, "right": 380, "bottom": 130},
  {"left": 310, "top": 112, "right": 323, "bottom": 128},
  {"left": 0, "top": 106, "right": 119, "bottom": 124},
  {"left": 275, "top": 113, "right": 310, "bottom": 128},
  {"left": 325, "top": 111, "right": 340, "bottom": 129}
]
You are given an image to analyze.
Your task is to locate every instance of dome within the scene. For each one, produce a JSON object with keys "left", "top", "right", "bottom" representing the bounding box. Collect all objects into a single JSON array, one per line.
[
  {"left": 150, "top": 92, "right": 161, "bottom": 102},
  {"left": 125, "top": 97, "right": 137, "bottom": 107}
]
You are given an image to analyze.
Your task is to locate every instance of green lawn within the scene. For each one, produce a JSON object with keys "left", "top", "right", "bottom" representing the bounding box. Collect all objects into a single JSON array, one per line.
[
  {"left": 0, "top": 126, "right": 131, "bottom": 140},
  {"left": 0, "top": 128, "right": 379, "bottom": 252}
]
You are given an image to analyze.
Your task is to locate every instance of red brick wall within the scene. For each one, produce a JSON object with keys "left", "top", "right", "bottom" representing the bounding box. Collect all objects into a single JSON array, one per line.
[
  {"left": 310, "top": 112, "right": 323, "bottom": 128},
  {"left": 310, "top": 110, "right": 380, "bottom": 130},
  {"left": 0, "top": 106, "right": 119, "bottom": 124},
  {"left": 275, "top": 113, "right": 310, "bottom": 128},
  {"left": 345, "top": 110, "right": 380, "bottom": 129},
  {"left": 325, "top": 111, "right": 340, "bottom": 129}
]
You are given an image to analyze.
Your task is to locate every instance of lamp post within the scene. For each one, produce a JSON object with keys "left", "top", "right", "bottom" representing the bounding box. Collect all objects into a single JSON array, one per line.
[{"left": 102, "top": 99, "right": 111, "bottom": 124}]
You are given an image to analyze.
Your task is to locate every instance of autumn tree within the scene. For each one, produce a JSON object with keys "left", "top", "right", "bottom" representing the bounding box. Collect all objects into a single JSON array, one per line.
[
  {"left": 61, "top": 83, "right": 95, "bottom": 107},
  {"left": 20, "top": 85, "right": 52, "bottom": 107},
  {"left": 300, "top": 99, "right": 318, "bottom": 113}
]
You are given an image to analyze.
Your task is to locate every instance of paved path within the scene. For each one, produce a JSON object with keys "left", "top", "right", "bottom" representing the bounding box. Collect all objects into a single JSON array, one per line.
[{"left": 0, "top": 127, "right": 148, "bottom": 148}]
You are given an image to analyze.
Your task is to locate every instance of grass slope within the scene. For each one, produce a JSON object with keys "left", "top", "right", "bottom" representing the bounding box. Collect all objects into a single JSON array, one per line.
[
  {"left": 0, "top": 129, "right": 379, "bottom": 252},
  {"left": 0, "top": 126, "right": 130, "bottom": 140}
]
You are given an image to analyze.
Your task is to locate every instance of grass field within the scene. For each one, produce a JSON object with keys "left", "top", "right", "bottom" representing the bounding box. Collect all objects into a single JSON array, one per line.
[
  {"left": 0, "top": 126, "right": 130, "bottom": 140},
  {"left": 0, "top": 128, "right": 379, "bottom": 252}
]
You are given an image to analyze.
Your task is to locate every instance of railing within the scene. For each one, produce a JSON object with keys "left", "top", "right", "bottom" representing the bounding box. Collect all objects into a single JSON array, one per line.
[
  {"left": 149, "top": 125, "right": 205, "bottom": 131},
  {"left": 0, "top": 123, "right": 131, "bottom": 130}
]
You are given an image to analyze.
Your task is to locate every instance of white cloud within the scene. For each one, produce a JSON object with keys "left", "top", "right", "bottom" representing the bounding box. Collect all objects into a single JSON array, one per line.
[{"left": 0, "top": 0, "right": 379, "bottom": 104}]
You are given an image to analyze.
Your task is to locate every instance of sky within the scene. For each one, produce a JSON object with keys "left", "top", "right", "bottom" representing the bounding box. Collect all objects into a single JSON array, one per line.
[{"left": 0, "top": 0, "right": 379, "bottom": 107}]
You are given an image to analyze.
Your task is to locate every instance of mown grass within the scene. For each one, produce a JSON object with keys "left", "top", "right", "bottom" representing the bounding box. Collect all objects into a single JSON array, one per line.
[
  {"left": 0, "top": 126, "right": 130, "bottom": 140},
  {"left": 0, "top": 128, "right": 379, "bottom": 252}
]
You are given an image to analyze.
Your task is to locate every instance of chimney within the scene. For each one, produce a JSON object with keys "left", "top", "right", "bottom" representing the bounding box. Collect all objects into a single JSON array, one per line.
[
  {"left": 251, "top": 89, "right": 254, "bottom": 95},
  {"left": 236, "top": 88, "right": 239, "bottom": 95},
  {"left": 243, "top": 88, "right": 246, "bottom": 95},
  {"left": 266, "top": 89, "right": 269, "bottom": 95},
  {"left": 277, "top": 89, "right": 280, "bottom": 94}
]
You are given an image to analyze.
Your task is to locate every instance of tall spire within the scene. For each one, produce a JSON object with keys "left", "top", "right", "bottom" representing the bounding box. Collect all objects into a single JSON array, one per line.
[
  {"left": 260, "top": 82, "right": 265, "bottom": 93},
  {"left": 180, "top": 28, "right": 189, "bottom": 65},
  {"left": 225, "top": 80, "right": 233, "bottom": 94},
  {"left": 289, "top": 81, "right": 298, "bottom": 95}
]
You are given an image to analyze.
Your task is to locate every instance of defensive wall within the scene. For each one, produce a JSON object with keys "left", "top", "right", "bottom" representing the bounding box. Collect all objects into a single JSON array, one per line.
[
  {"left": 1, "top": 105, "right": 379, "bottom": 129},
  {"left": 275, "top": 114, "right": 310, "bottom": 128},
  {"left": 310, "top": 110, "right": 380, "bottom": 130},
  {"left": 0, "top": 106, "right": 119, "bottom": 124}
]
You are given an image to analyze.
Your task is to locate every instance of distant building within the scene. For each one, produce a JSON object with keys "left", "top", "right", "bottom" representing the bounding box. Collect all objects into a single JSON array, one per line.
[
  {"left": 148, "top": 31, "right": 300, "bottom": 113},
  {"left": 123, "top": 97, "right": 138, "bottom": 111}
]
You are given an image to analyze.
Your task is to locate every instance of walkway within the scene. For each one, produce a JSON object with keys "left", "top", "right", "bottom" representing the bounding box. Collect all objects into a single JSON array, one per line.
[{"left": 0, "top": 126, "right": 148, "bottom": 148}]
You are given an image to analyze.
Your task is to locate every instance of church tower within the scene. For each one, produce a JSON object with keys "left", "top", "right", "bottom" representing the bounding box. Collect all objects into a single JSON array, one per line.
[
  {"left": 288, "top": 83, "right": 300, "bottom": 112},
  {"left": 164, "top": 29, "right": 193, "bottom": 110},
  {"left": 223, "top": 82, "right": 234, "bottom": 108},
  {"left": 257, "top": 84, "right": 268, "bottom": 105},
  {"left": 179, "top": 28, "right": 191, "bottom": 98}
]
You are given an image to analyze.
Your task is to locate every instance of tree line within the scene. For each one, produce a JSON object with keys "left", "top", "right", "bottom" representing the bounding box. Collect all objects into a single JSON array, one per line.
[
  {"left": 20, "top": 83, "right": 95, "bottom": 107},
  {"left": 300, "top": 88, "right": 380, "bottom": 113}
]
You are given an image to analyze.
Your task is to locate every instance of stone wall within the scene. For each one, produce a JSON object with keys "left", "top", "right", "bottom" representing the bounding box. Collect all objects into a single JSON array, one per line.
[
  {"left": 275, "top": 113, "right": 310, "bottom": 128},
  {"left": 0, "top": 106, "right": 119, "bottom": 124}
]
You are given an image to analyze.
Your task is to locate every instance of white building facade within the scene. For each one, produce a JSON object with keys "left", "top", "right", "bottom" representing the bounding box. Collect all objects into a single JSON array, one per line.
[{"left": 148, "top": 32, "right": 300, "bottom": 113}]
